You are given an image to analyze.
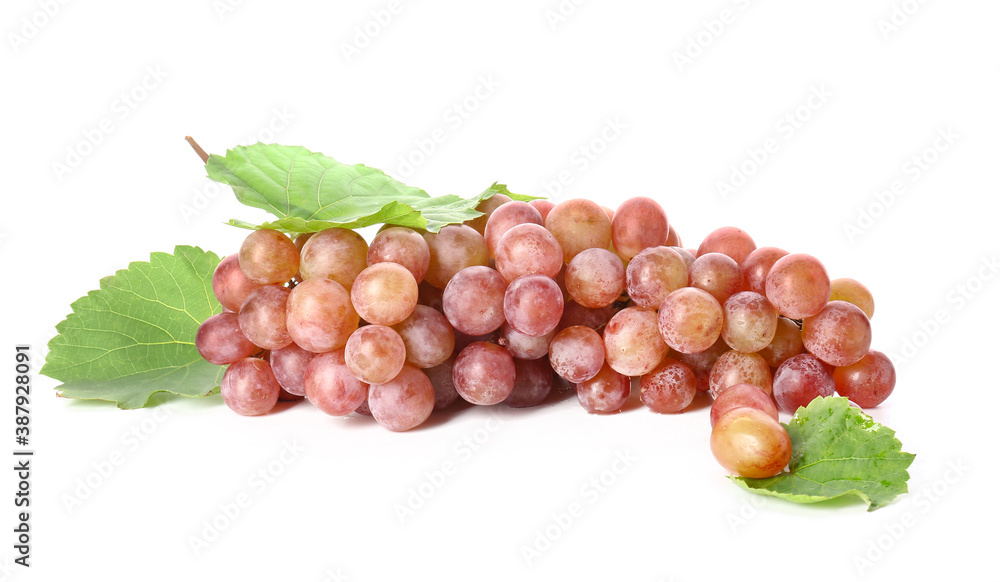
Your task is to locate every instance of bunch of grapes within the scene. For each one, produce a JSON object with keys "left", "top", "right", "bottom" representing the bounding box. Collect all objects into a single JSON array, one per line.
[{"left": 197, "top": 194, "right": 895, "bottom": 478}]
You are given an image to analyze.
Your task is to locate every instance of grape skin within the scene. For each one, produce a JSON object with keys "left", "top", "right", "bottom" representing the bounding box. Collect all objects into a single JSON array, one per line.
[
  {"left": 494, "top": 223, "right": 564, "bottom": 282},
  {"left": 423, "top": 225, "right": 490, "bottom": 289},
  {"left": 269, "top": 343, "right": 317, "bottom": 396},
  {"left": 484, "top": 201, "right": 544, "bottom": 257},
  {"left": 688, "top": 252, "right": 742, "bottom": 304},
  {"left": 697, "top": 226, "right": 757, "bottom": 265},
  {"left": 829, "top": 277, "right": 875, "bottom": 319},
  {"left": 505, "top": 357, "right": 554, "bottom": 408},
  {"left": 465, "top": 193, "right": 511, "bottom": 235},
  {"left": 424, "top": 356, "right": 460, "bottom": 410},
  {"left": 544, "top": 198, "right": 613, "bottom": 263},
  {"left": 758, "top": 317, "right": 805, "bottom": 368},
  {"left": 740, "top": 247, "right": 788, "bottom": 296},
  {"left": 721, "top": 291, "right": 778, "bottom": 354},
  {"left": 500, "top": 322, "right": 554, "bottom": 361},
  {"left": 221, "top": 357, "right": 281, "bottom": 416},
  {"left": 625, "top": 246, "right": 689, "bottom": 309}
]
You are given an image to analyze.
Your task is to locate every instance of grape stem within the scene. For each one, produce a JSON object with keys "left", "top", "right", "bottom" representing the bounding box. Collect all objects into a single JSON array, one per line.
[{"left": 185, "top": 136, "right": 210, "bottom": 164}]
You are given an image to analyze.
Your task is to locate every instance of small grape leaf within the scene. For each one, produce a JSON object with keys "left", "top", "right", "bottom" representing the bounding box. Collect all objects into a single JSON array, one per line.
[
  {"left": 41, "top": 246, "right": 225, "bottom": 409},
  {"left": 206, "top": 143, "right": 540, "bottom": 233},
  {"left": 730, "top": 397, "right": 915, "bottom": 511}
]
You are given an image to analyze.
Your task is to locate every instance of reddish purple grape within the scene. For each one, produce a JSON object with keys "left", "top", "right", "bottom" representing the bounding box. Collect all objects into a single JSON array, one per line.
[
  {"left": 639, "top": 357, "right": 697, "bottom": 413},
  {"left": 575, "top": 362, "right": 630, "bottom": 414},
  {"left": 833, "top": 350, "right": 895, "bottom": 408},
  {"left": 505, "top": 358, "right": 553, "bottom": 408},
  {"left": 196, "top": 312, "right": 258, "bottom": 365},
  {"left": 304, "top": 349, "right": 369, "bottom": 416},
  {"left": 368, "top": 364, "right": 436, "bottom": 431},
  {"left": 453, "top": 342, "right": 516, "bottom": 405},
  {"left": 221, "top": 357, "right": 281, "bottom": 416},
  {"left": 269, "top": 343, "right": 317, "bottom": 396},
  {"left": 772, "top": 353, "right": 835, "bottom": 413},
  {"left": 801, "top": 300, "right": 872, "bottom": 366}
]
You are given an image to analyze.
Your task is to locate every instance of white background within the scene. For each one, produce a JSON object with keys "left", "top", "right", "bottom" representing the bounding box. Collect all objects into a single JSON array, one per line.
[{"left": 3, "top": 0, "right": 999, "bottom": 580}]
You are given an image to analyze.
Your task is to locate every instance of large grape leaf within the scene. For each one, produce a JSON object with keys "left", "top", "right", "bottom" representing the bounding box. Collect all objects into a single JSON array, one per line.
[
  {"left": 41, "top": 246, "right": 225, "bottom": 409},
  {"left": 730, "top": 397, "right": 915, "bottom": 511},
  {"left": 205, "top": 144, "right": 539, "bottom": 233}
]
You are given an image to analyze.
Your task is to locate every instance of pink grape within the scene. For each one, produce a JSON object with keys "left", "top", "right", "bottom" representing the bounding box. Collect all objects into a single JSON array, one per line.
[
  {"left": 829, "top": 277, "right": 875, "bottom": 319},
  {"left": 708, "top": 350, "right": 772, "bottom": 398},
  {"left": 689, "top": 252, "right": 742, "bottom": 304},
  {"left": 833, "top": 350, "right": 895, "bottom": 408},
  {"left": 721, "top": 291, "right": 778, "bottom": 353},
  {"left": 238, "top": 229, "right": 299, "bottom": 285},
  {"left": 711, "top": 407, "right": 791, "bottom": 478},
  {"left": 575, "top": 362, "right": 630, "bottom": 414},
  {"left": 269, "top": 343, "right": 317, "bottom": 396},
  {"left": 657, "top": 287, "right": 723, "bottom": 354},
  {"left": 442, "top": 266, "right": 508, "bottom": 335},
  {"left": 740, "top": 247, "right": 788, "bottom": 296},
  {"left": 344, "top": 325, "right": 407, "bottom": 385},
  {"left": 221, "top": 357, "right": 281, "bottom": 416},
  {"left": 801, "top": 300, "right": 872, "bottom": 366},
  {"left": 304, "top": 349, "right": 369, "bottom": 416},
  {"left": 196, "top": 312, "right": 258, "bottom": 365},
  {"left": 758, "top": 317, "right": 805, "bottom": 368},
  {"left": 673, "top": 337, "right": 730, "bottom": 393},
  {"left": 697, "top": 226, "right": 756, "bottom": 265},
  {"left": 710, "top": 383, "right": 778, "bottom": 427},
  {"left": 484, "top": 200, "right": 544, "bottom": 257},
  {"left": 500, "top": 322, "right": 554, "bottom": 360},
  {"left": 299, "top": 227, "right": 369, "bottom": 290},
  {"left": 639, "top": 357, "right": 697, "bottom": 413},
  {"left": 604, "top": 307, "right": 669, "bottom": 377},
  {"left": 238, "top": 284, "right": 293, "bottom": 350},
  {"left": 351, "top": 262, "right": 419, "bottom": 326},
  {"left": 545, "top": 198, "right": 613, "bottom": 263},
  {"left": 665, "top": 224, "right": 682, "bottom": 248},
  {"left": 367, "top": 227, "right": 431, "bottom": 284},
  {"left": 286, "top": 278, "right": 359, "bottom": 353},
  {"left": 549, "top": 325, "right": 605, "bottom": 383},
  {"left": 765, "top": 253, "right": 831, "bottom": 319},
  {"left": 423, "top": 225, "right": 490, "bottom": 289},
  {"left": 453, "top": 342, "right": 516, "bottom": 405},
  {"left": 494, "top": 223, "right": 563, "bottom": 282},
  {"left": 504, "top": 274, "right": 564, "bottom": 337},
  {"left": 610, "top": 196, "right": 669, "bottom": 261},
  {"left": 392, "top": 305, "right": 456, "bottom": 368},
  {"left": 213, "top": 254, "right": 262, "bottom": 312},
  {"left": 505, "top": 358, "right": 554, "bottom": 408},
  {"left": 772, "top": 353, "right": 835, "bottom": 413},
  {"left": 565, "top": 248, "right": 625, "bottom": 309},
  {"left": 529, "top": 199, "right": 555, "bottom": 221},
  {"left": 625, "top": 246, "right": 689, "bottom": 309},
  {"left": 465, "top": 193, "right": 511, "bottom": 235},
  {"left": 368, "top": 364, "right": 436, "bottom": 431}
]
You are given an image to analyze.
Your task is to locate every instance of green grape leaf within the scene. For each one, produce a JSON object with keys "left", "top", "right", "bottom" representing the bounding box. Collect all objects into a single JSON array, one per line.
[
  {"left": 41, "top": 246, "right": 225, "bottom": 409},
  {"left": 205, "top": 143, "right": 540, "bottom": 233},
  {"left": 730, "top": 397, "right": 915, "bottom": 511}
]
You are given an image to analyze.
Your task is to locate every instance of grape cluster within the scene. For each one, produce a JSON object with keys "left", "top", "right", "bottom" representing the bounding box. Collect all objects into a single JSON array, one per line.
[{"left": 198, "top": 194, "right": 896, "bottom": 477}]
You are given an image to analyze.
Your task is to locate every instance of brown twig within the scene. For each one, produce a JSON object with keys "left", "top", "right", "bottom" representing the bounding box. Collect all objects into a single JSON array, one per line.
[{"left": 185, "top": 136, "right": 209, "bottom": 163}]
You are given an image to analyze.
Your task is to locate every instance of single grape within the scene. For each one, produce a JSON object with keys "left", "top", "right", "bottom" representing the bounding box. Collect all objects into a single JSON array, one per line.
[
  {"left": 424, "top": 356, "right": 460, "bottom": 410},
  {"left": 238, "top": 229, "right": 299, "bottom": 285},
  {"left": 697, "top": 226, "right": 756, "bottom": 265},
  {"left": 221, "top": 357, "right": 281, "bottom": 416},
  {"left": 565, "top": 248, "right": 625, "bottom": 309},
  {"left": 494, "top": 223, "right": 563, "bottom": 282},
  {"left": 442, "top": 266, "right": 508, "bottom": 335},
  {"left": 545, "top": 198, "right": 613, "bottom": 263},
  {"left": 392, "top": 304, "right": 456, "bottom": 368},
  {"left": 829, "top": 277, "right": 875, "bottom": 319},
  {"left": 529, "top": 199, "right": 555, "bottom": 221},
  {"left": 604, "top": 307, "right": 669, "bottom": 377},
  {"left": 575, "top": 362, "right": 630, "bottom": 414},
  {"left": 549, "top": 325, "right": 605, "bottom": 383},
  {"left": 710, "top": 383, "right": 778, "bottom": 427},
  {"left": 708, "top": 350, "right": 772, "bottom": 398},
  {"left": 269, "top": 343, "right": 317, "bottom": 396},
  {"left": 500, "top": 322, "right": 554, "bottom": 360},
  {"left": 772, "top": 353, "right": 835, "bottom": 413},
  {"left": 367, "top": 227, "right": 431, "bottom": 284},
  {"left": 711, "top": 407, "right": 791, "bottom": 478},
  {"left": 670, "top": 247, "right": 696, "bottom": 269},
  {"left": 625, "top": 246, "right": 688, "bottom": 309},
  {"left": 299, "top": 227, "right": 369, "bottom": 290},
  {"left": 665, "top": 224, "right": 682, "bottom": 248},
  {"left": 765, "top": 253, "right": 831, "bottom": 319},
  {"left": 212, "top": 254, "right": 262, "bottom": 312},
  {"left": 657, "top": 287, "right": 724, "bottom": 354},
  {"left": 238, "top": 284, "right": 293, "bottom": 350},
  {"left": 304, "top": 349, "right": 369, "bottom": 416},
  {"left": 344, "top": 325, "right": 407, "bottom": 385},
  {"left": 453, "top": 342, "right": 516, "bottom": 405},
  {"left": 721, "top": 291, "right": 778, "bottom": 353},
  {"left": 610, "top": 196, "right": 669, "bottom": 261},
  {"left": 758, "top": 317, "right": 805, "bottom": 368},
  {"left": 351, "top": 262, "right": 419, "bottom": 326},
  {"left": 286, "top": 278, "right": 359, "bottom": 353},
  {"left": 196, "top": 312, "right": 259, "bottom": 365},
  {"left": 833, "top": 350, "right": 895, "bottom": 408},
  {"left": 423, "top": 225, "right": 490, "bottom": 289},
  {"left": 801, "top": 300, "right": 872, "bottom": 366},
  {"left": 368, "top": 364, "right": 436, "bottom": 431},
  {"left": 639, "top": 357, "right": 697, "bottom": 413},
  {"left": 740, "top": 246, "right": 788, "bottom": 296},
  {"left": 689, "top": 252, "right": 742, "bottom": 304},
  {"left": 484, "top": 201, "right": 544, "bottom": 257},
  {"left": 504, "top": 274, "right": 564, "bottom": 337},
  {"left": 505, "top": 357, "right": 554, "bottom": 408}
]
